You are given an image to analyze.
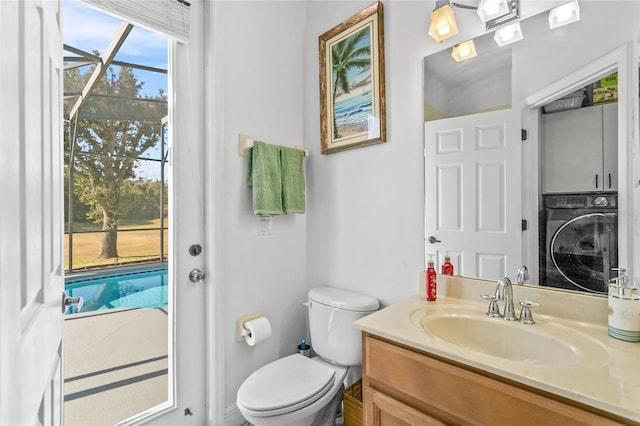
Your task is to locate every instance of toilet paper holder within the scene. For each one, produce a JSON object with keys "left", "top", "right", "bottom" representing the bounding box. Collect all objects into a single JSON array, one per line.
[{"left": 237, "top": 312, "right": 263, "bottom": 341}]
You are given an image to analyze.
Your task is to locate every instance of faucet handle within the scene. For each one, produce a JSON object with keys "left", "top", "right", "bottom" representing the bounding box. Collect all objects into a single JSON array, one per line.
[
  {"left": 481, "top": 293, "right": 501, "bottom": 318},
  {"left": 518, "top": 300, "right": 540, "bottom": 325}
]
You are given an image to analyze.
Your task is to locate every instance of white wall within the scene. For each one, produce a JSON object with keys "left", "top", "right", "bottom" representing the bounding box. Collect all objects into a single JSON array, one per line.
[
  {"left": 304, "top": 1, "right": 432, "bottom": 308},
  {"left": 214, "top": 0, "right": 309, "bottom": 417}
]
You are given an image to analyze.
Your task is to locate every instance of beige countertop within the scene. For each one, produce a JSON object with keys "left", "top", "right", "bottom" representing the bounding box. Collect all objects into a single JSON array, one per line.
[{"left": 354, "top": 276, "right": 640, "bottom": 423}]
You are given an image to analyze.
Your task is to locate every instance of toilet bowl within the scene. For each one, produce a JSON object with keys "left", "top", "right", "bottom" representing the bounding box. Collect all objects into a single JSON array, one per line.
[
  {"left": 236, "top": 287, "right": 379, "bottom": 426},
  {"left": 236, "top": 354, "right": 347, "bottom": 426}
]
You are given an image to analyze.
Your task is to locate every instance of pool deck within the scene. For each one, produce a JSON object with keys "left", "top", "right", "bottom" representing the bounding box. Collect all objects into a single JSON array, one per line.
[{"left": 64, "top": 307, "right": 168, "bottom": 425}]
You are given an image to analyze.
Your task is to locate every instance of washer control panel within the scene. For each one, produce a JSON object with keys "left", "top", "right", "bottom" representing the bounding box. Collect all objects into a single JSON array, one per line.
[{"left": 545, "top": 193, "right": 617, "bottom": 209}]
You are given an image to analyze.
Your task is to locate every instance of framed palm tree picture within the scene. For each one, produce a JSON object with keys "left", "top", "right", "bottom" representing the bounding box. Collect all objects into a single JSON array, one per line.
[{"left": 319, "top": 1, "right": 386, "bottom": 154}]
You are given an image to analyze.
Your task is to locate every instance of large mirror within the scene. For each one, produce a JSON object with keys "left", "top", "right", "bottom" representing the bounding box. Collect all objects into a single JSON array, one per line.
[{"left": 423, "top": 1, "right": 639, "bottom": 296}]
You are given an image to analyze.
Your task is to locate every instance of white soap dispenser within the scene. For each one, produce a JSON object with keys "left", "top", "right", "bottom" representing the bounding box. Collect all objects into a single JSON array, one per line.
[{"left": 608, "top": 269, "right": 640, "bottom": 342}]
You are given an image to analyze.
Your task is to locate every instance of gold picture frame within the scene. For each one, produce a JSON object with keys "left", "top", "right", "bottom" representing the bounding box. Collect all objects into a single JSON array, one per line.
[{"left": 319, "top": 2, "right": 386, "bottom": 154}]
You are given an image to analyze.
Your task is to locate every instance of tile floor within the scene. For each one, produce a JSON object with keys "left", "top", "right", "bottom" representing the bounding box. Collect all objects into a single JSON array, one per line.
[{"left": 64, "top": 308, "right": 168, "bottom": 425}]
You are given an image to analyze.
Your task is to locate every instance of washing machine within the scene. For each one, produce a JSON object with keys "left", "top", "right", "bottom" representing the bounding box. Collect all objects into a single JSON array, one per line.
[{"left": 542, "top": 193, "right": 617, "bottom": 294}]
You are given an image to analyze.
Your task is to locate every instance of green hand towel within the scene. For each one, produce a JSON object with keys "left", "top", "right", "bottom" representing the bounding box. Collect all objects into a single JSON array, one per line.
[
  {"left": 280, "top": 146, "right": 306, "bottom": 214},
  {"left": 246, "top": 141, "right": 283, "bottom": 215}
]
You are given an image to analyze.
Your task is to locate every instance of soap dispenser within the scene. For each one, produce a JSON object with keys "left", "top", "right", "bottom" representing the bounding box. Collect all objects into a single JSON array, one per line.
[
  {"left": 426, "top": 255, "right": 437, "bottom": 301},
  {"left": 608, "top": 269, "right": 640, "bottom": 342},
  {"left": 441, "top": 252, "right": 454, "bottom": 276}
]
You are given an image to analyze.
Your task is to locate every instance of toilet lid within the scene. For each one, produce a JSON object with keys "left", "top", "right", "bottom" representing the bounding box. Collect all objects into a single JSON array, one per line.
[{"left": 237, "top": 354, "right": 336, "bottom": 412}]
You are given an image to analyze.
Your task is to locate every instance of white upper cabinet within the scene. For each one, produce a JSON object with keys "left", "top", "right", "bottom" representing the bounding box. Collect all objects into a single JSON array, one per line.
[{"left": 542, "top": 103, "right": 617, "bottom": 193}]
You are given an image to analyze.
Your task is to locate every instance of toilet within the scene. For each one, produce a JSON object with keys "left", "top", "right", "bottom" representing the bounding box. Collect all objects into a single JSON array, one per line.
[{"left": 236, "top": 287, "right": 379, "bottom": 426}]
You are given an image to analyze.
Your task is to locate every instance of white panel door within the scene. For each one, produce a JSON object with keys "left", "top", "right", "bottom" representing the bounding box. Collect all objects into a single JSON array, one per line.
[
  {"left": 425, "top": 109, "right": 521, "bottom": 281},
  {"left": 0, "top": 0, "right": 65, "bottom": 424}
]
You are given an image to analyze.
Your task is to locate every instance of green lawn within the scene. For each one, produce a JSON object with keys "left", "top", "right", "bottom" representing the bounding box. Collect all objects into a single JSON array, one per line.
[{"left": 64, "top": 218, "right": 168, "bottom": 271}]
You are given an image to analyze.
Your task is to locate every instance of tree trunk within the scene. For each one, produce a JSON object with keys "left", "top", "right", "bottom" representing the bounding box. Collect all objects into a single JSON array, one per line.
[
  {"left": 98, "top": 208, "right": 119, "bottom": 259},
  {"left": 332, "top": 76, "right": 341, "bottom": 139}
]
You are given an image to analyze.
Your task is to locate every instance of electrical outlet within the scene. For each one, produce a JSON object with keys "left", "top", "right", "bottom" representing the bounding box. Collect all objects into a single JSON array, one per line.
[{"left": 257, "top": 216, "right": 273, "bottom": 236}]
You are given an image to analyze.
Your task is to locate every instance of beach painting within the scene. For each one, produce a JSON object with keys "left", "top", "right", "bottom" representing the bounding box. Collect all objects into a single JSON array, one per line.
[{"left": 319, "top": 2, "right": 386, "bottom": 154}]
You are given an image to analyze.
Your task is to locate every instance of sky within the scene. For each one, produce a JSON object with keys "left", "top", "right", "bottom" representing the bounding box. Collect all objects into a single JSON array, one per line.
[
  {"left": 63, "top": 0, "right": 169, "bottom": 180},
  {"left": 63, "top": 0, "right": 168, "bottom": 98}
]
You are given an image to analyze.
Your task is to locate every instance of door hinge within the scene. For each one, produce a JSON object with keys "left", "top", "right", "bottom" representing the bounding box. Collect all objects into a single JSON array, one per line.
[
  {"left": 521, "top": 219, "right": 528, "bottom": 231},
  {"left": 521, "top": 129, "right": 527, "bottom": 141}
]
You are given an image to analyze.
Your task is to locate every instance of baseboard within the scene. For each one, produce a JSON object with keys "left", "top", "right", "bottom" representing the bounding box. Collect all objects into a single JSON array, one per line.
[{"left": 225, "top": 404, "right": 247, "bottom": 426}]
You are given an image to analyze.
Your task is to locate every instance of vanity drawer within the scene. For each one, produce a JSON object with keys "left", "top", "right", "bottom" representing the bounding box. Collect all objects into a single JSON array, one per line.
[{"left": 362, "top": 333, "right": 623, "bottom": 425}]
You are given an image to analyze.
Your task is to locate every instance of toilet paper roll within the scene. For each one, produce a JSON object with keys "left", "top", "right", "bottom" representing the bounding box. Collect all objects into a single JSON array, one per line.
[{"left": 243, "top": 316, "right": 272, "bottom": 346}]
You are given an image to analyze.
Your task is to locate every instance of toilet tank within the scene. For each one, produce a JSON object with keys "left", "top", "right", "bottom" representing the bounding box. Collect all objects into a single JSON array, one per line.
[{"left": 308, "top": 287, "right": 379, "bottom": 366}]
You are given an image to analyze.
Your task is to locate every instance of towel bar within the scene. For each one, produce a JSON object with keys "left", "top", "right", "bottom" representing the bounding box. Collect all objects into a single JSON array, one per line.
[{"left": 237, "top": 133, "right": 309, "bottom": 157}]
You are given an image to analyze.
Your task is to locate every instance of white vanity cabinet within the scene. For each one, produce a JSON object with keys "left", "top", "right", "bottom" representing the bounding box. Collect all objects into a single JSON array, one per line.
[{"left": 542, "top": 103, "right": 617, "bottom": 193}]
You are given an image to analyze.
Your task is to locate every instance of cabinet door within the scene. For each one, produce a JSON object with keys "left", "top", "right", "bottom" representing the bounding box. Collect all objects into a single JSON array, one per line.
[
  {"left": 364, "top": 387, "right": 445, "bottom": 426},
  {"left": 602, "top": 102, "right": 618, "bottom": 191},
  {"left": 363, "top": 334, "right": 623, "bottom": 425},
  {"left": 542, "top": 106, "right": 603, "bottom": 193}
]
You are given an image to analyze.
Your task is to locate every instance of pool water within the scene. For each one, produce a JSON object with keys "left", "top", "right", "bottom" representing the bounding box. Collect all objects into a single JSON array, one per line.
[{"left": 65, "top": 267, "right": 168, "bottom": 314}]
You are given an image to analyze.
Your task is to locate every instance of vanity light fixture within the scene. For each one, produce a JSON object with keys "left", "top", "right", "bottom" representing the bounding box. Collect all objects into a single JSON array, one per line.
[
  {"left": 548, "top": 0, "right": 580, "bottom": 29},
  {"left": 428, "top": 0, "right": 521, "bottom": 42},
  {"left": 451, "top": 39, "right": 477, "bottom": 62},
  {"left": 493, "top": 21, "right": 523, "bottom": 46}
]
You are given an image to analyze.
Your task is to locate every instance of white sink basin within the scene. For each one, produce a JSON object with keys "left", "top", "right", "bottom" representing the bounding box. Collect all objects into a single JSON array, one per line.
[{"left": 411, "top": 306, "right": 609, "bottom": 367}]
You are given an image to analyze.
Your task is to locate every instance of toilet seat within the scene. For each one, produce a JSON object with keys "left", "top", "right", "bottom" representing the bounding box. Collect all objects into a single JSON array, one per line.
[{"left": 236, "top": 354, "right": 336, "bottom": 417}]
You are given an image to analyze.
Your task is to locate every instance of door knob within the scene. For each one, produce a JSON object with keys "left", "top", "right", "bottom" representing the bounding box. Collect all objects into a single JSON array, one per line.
[
  {"left": 189, "top": 268, "right": 205, "bottom": 283},
  {"left": 428, "top": 236, "right": 441, "bottom": 244},
  {"left": 62, "top": 292, "right": 84, "bottom": 314}
]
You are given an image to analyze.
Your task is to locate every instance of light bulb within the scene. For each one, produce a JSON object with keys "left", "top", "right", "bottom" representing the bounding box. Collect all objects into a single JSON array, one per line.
[
  {"left": 484, "top": 1, "right": 501, "bottom": 16},
  {"left": 501, "top": 26, "right": 515, "bottom": 41},
  {"left": 437, "top": 24, "right": 451, "bottom": 36},
  {"left": 451, "top": 40, "right": 477, "bottom": 62},
  {"left": 549, "top": 1, "right": 580, "bottom": 29},
  {"left": 556, "top": 3, "right": 574, "bottom": 21},
  {"left": 493, "top": 22, "right": 523, "bottom": 47},
  {"left": 477, "top": 0, "right": 509, "bottom": 22}
]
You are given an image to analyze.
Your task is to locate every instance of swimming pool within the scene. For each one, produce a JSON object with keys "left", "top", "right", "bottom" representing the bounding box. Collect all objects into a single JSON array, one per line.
[{"left": 65, "top": 265, "right": 168, "bottom": 314}]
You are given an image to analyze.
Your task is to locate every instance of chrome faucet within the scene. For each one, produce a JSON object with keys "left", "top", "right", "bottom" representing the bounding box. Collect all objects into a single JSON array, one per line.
[
  {"left": 481, "top": 276, "right": 541, "bottom": 323},
  {"left": 516, "top": 266, "right": 528, "bottom": 285},
  {"left": 494, "top": 277, "right": 518, "bottom": 321}
]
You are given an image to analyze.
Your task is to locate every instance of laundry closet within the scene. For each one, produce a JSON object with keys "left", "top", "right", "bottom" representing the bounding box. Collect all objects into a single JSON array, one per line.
[{"left": 539, "top": 73, "right": 619, "bottom": 293}]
